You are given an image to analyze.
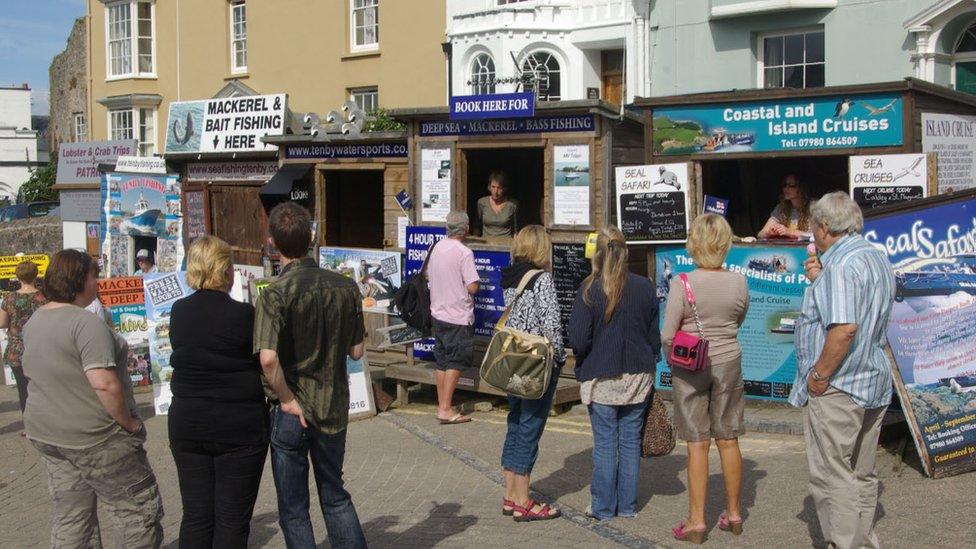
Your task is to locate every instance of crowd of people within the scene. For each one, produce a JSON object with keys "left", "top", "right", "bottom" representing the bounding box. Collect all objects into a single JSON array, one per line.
[{"left": 3, "top": 191, "right": 896, "bottom": 549}]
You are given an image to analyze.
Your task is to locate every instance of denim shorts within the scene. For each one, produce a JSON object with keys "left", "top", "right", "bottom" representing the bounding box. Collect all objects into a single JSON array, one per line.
[{"left": 432, "top": 318, "right": 474, "bottom": 371}]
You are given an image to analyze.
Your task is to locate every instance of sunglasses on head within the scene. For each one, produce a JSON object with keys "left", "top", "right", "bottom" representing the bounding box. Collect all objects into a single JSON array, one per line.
[{"left": 783, "top": 182, "right": 799, "bottom": 189}]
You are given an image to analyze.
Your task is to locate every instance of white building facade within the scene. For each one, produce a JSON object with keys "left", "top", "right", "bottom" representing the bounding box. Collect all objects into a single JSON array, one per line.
[
  {"left": 447, "top": 0, "right": 651, "bottom": 104},
  {"left": 0, "top": 85, "right": 40, "bottom": 201}
]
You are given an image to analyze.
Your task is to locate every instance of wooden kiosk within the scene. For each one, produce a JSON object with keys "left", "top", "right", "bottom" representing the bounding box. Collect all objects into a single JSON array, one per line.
[{"left": 384, "top": 100, "right": 646, "bottom": 406}]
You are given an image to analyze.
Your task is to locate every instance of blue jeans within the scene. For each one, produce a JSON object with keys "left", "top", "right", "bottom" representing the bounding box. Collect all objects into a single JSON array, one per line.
[
  {"left": 587, "top": 401, "right": 647, "bottom": 520},
  {"left": 501, "top": 367, "right": 561, "bottom": 475},
  {"left": 270, "top": 406, "right": 366, "bottom": 549}
]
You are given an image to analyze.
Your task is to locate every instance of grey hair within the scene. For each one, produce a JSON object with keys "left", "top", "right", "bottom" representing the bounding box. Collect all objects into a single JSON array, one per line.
[
  {"left": 810, "top": 191, "right": 863, "bottom": 235},
  {"left": 445, "top": 211, "right": 470, "bottom": 237}
]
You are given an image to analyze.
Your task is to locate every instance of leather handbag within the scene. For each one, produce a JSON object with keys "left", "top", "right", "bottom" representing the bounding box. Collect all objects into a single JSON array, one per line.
[
  {"left": 667, "top": 273, "right": 710, "bottom": 372},
  {"left": 641, "top": 386, "right": 676, "bottom": 458},
  {"left": 479, "top": 270, "right": 554, "bottom": 400}
]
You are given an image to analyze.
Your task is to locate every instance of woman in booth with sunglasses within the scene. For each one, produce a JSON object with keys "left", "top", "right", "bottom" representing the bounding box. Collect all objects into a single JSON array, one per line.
[
  {"left": 662, "top": 213, "right": 750, "bottom": 544},
  {"left": 758, "top": 174, "right": 812, "bottom": 239}
]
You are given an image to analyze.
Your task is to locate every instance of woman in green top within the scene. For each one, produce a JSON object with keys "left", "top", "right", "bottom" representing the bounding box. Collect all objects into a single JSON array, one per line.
[
  {"left": 477, "top": 171, "right": 519, "bottom": 238},
  {"left": 0, "top": 259, "right": 47, "bottom": 423}
]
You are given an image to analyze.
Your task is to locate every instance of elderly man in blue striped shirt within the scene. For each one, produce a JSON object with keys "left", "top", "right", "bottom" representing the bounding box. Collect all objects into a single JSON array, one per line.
[{"left": 790, "top": 191, "right": 895, "bottom": 549}]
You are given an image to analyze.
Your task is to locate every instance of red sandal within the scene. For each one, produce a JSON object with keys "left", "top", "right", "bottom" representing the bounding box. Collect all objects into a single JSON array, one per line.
[
  {"left": 717, "top": 511, "right": 743, "bottom": 535},
  {"left": 672, "top": 521, "right": 708, "bottom": 544},
  {"left": 512, "top": 499, "right": 561, "bottom": 523},
  {"left": 502, "top": 498, "right": 515, "bottom": 516}
]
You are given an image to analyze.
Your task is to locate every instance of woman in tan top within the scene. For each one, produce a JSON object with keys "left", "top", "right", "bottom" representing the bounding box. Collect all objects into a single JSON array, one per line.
[
  {"left": 476, "top": 171, "right": 519, "bottom": 238},
  {"left": 662, "top": 213, "right": 749, "bottom": 543}
]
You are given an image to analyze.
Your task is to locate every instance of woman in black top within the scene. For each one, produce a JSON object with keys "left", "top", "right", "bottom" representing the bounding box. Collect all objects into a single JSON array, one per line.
[{"left": 168, "top": 235, "right": 268, "bottom": 548}]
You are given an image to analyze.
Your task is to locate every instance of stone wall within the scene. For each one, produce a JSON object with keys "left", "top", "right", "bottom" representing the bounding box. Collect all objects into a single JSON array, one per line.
[
  {"left": 0, "top": 216, "right": 63, "bottom": 256},
  {"left": 48, "top": 17, "right": 87, "bottom": 152}
]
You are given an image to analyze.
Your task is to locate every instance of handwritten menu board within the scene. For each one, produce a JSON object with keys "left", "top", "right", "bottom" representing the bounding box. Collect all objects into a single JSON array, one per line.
[
  {"left": 184, "top": 190, "right": 207, "bottom": 240},
  {"left": 849, "top": 154, "right": 929, "bottom": 211},
  {"left": 619, "top": 192, "right": 688, "bottom": 242},
  {"left": 551, "top": 243, "right": 591, "bottom": 342}
]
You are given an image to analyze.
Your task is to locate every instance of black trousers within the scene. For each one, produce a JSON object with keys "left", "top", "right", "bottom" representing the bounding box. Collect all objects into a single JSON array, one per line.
[
  {"left": 11, "top": 365, "right": 28, "bottom": 413},
  {"left": 169, "top": 438, "right": 268, "bottom": 549}
]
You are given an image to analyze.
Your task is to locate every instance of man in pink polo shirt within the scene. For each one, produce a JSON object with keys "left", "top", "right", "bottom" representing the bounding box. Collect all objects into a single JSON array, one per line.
[{"left": 427, "top": 211, "right": 480, "bottom": 424}]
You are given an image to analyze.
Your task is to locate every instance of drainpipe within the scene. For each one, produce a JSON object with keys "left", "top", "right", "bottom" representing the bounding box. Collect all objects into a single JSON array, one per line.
[{"left": 442, "top": 41, "right": 453, "bottom": 101}]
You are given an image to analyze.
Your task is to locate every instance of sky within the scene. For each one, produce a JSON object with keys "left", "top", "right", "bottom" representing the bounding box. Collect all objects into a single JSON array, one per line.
[{"left": 0, "top": 0, "right": 86, "bottom": 116}]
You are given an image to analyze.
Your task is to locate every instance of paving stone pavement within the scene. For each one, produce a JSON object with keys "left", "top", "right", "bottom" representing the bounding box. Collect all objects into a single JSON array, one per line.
[{"left": 1, "top": 385, "right": 972, "bottom": 548}]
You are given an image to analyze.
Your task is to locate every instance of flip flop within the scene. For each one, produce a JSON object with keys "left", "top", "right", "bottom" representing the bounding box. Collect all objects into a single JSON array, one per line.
[{"left": 438, "top": 413, "right": 471, "bottom": 425}]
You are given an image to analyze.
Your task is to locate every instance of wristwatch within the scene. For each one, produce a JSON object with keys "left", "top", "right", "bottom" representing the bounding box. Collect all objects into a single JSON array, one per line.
[{"left": 811, "top": 369, "right": 827, "bottom": 382}]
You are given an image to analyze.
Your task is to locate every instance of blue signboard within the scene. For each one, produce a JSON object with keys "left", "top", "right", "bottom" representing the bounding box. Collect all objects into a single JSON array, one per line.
[
  {"left": 284, "top": 142, "right": 407, "bottom": 160},
  {"left": 652, "top": 92, "right": 903, "bottom": 155},
  {"left": 703, "top": 195, "right": 729, "bottom": 217},
  {"left": 863, "top": 196, "right": 976, "bottom": 478},
  {"left": 419, "top": 115, "right": 595, "bottom": 137},
  {"left": 655, "top": 244, "right": 811, "bottom": 401},
  {"left": 450, "top": 92, "right": 535, "bottom": 120}
]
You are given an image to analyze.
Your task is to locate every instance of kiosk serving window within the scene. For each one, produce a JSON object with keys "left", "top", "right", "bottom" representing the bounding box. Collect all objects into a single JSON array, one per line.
[
  {"left": 324, "top": 169, "right": 385, "bottom": 249},
  {"left": 464, "top": 147, "right": 544, "bottom": 237}
]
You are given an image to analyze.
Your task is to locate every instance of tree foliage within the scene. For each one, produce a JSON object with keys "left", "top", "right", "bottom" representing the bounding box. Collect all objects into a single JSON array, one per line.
[
  {"left": 19, "top": 153, "right": 59, "bottom": 203},
  {"left": 364, "top": 108, "right": 406, "bottom": 132}
]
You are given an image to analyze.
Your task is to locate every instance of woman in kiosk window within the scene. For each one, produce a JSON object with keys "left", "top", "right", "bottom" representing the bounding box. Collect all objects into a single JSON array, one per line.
[
  {"left": 477, "top": 171, "right": 519, "bottom": 238},
  {"left": 569, "top": 226, "right": 660, "bottom": 522},
  {"left": 758, "top": 174, "right": 812, "bottom": 239}
]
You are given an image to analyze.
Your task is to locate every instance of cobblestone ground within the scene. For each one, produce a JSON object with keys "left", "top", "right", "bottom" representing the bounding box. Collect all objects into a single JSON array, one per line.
[{"left": 1, "top": 386, "right": 971, "bottom": 548}]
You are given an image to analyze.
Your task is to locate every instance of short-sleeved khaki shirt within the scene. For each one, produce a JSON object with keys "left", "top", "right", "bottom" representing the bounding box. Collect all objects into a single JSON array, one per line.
[{"left": 254, "top": 258, "right": 365, "bottom": 434}]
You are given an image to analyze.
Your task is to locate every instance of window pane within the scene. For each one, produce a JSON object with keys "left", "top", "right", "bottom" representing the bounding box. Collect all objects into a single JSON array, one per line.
[
  {"left": 784, "top": 65, "right": 804, "bottom": 88},
  {"left": 785, "top": 34, "right": 804, "bottom": 65},
  {"left": 764, "top": 67, "right": 783, "bottom": 88},
  {"left": 805, "top": 64, "right": 825, "bottom": 88},
  {"left": 764, "top": 36, "right": 783, "bottom": 66},
  {"left": 806, "top": 32, "right": 824, "bottom": 63}
]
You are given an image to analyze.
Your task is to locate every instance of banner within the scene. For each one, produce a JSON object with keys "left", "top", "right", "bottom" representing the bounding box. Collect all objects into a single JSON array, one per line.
[
  {"left": 97, "top": 277, "right": 151, "bottom": 388},
  {"left": 101, "top": 172, "right": 183, "bottom": 277},
  {"left": 921, "top": 113, "right": 976, "bottom": 193},
  {"left": 165, "top": 94, "right": 286, "bottom": 154},
  {"left": 864, "top": 193, "right": 976, "bottom": 478},
  {"left": 553, "top": 145, "right": 591, "bottom": 226},
  {"left": 284, "top": 142, "right": 408, "bottom": 160},
  {"left": 142, "top": 272, "right": 195, "bottom": 414},
  {"left": 652, "top": 92, "right": 903, "bottom": 155},
  {"left": 419, "top": 115, "right": 595, "bottom": 137},
  {"left": 655, "top": 244, "right": 811, "bottom": 401},
  {"left": 319, "top": 247, "right": 402, "bottom": 315},
  {"left": 56, "top": 140, "right": 136, "bottom": 185}
]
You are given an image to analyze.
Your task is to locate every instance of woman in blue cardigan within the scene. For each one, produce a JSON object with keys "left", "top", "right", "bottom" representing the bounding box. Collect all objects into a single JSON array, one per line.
[{"left": 569, "top": 226, "right": 660, "bottom": 522}]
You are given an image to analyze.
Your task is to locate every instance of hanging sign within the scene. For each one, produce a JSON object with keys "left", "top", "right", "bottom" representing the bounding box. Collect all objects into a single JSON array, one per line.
[
  {"left": 849, "top": 153, "right": 928, "bottom": 210},
  {"left": 652, "top": 92, "right": 903, "bottom": 155},
  {"left": 921, "top": 113, "right": 976, "bottom": 193},
  {"left": 615, "top": 163, "right": 690, "bottom": 244},
  {"left": 553, "top": 145, "right": 591, "bottom": 226},
  {"left": 421, "top": 148, "right": 452, "bottom": 222},
  {"left": 450, "top": 91, "right": 535, "bottom": 120},
  {"left": 165, "top": 94, "right": 286, "bottom": 153}
]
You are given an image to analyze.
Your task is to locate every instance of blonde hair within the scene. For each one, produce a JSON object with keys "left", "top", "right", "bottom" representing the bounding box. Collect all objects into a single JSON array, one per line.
[
  {"left": 185, "top": 236, "right": 233, "bottom": 291},
  {"left": 687, "top": 214, "right": 732, "bottom": 269},
  {"left": 511, "top": 225, "right": 551, "bottom": 269},
  {"left": 581, "top": 226, "right": 628, "bottom": 323}
]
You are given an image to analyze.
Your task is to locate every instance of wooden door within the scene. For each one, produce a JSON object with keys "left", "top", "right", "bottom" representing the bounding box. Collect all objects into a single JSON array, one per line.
[
  {"left": 601, "top": 50, "right": 625, "bottom": 106},
  {"left": 208, "top": 185, "right": 266, "bottom": 265}
]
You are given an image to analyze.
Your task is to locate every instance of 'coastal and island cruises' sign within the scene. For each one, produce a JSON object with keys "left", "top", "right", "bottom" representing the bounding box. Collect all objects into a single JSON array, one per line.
[{"left": 652, "top": 92, "right": 903, "bottom": 155}]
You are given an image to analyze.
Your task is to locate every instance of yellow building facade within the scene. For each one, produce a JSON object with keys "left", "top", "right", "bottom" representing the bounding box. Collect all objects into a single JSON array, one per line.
[{"left": 85, "top": 0, "right": 447, "bottom": 153}]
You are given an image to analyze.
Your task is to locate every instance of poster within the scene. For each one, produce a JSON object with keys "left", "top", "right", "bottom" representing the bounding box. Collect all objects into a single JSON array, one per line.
[
  {"left": 101, "top": 172, "right": 184, "bottom": 277},
  {"left": 142, "top": 272, "right": 195, "bottom": 414},
  {"left": 183, "top": 190, "right": 207, "bottom": 241},
  {"left": 231, "top": 264, "right": 264, "bottom": 304},
  {"left": 849, "top": 153, "right": 928, "bottom": 210},
  {"left": 164, "top": 94, "right": 286, "bottom": 154},
  {"left": 553, "top": 145, "right": 591, "bottom": 226},
  {"left": 655, "top": 244, "right": 811, "bottom": 401},
  {"left": 615, "top": 163, "right": 690, "bottom": 243},
  {"left": 0, "top": 254, "right": 49, "bottom": 279},
  {"left": 97, "top": 277, "right": 151, "bottom": 388},
  {"left": 864, "top": 193, "right": 976, "bottom": 478},
  {"left": 921, "top": 113, "right": 976, "bottom": 193},
  {"left": 319, "top": 247, "right": 402, "bottom": 314},
  {"left": 405, "top": 226, "right": 447, "bottom": 360},
  {"left": 421, "top": 148, "right": 452, "bottom": 222},
  {"left": 653, "top": 92, "right": 903, "bottom": 155},
  {"left": 348, "top": 352, "right": 376, "bottom": 421}
]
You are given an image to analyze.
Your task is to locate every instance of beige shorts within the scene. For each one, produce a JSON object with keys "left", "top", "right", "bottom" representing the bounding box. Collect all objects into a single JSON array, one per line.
[{"left": 671, "top": 355, "right": 746, "bottom": 442}]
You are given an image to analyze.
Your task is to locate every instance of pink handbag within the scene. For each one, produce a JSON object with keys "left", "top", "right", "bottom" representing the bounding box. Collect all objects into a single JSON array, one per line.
[{"left": 667, "top": 274, "right": 709, "bottom": 372}]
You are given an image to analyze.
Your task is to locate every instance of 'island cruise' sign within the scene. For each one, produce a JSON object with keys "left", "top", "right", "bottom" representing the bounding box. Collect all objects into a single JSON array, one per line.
[{"left": 652, "top": 92, "right": 903, "bottom": 155}]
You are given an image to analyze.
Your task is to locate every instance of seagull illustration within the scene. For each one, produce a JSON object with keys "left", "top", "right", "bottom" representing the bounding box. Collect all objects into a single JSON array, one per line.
[
  {"left": 863, "top": 99, "right": 897, "bottom": 116},
  {"left": 833, "top": 98, "right": 854, "bottom": 118},
  {"left": 891, "top": 156, "right": 924, "bottom": 182},
  {"left": 170, "top": 111, "right": 195, "bottom": 145}
]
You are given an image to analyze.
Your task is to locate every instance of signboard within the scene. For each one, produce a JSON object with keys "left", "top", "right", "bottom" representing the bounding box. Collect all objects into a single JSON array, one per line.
[
  {"left": 421, "top": 147, "right": 452, "bottom": 222},
  {"left": 142, "top": 272, "right": 194, "bottom": 414},
  {"left": 283, "top": 142, "right": 408, "bottom": 160},
  {"left": 348, "top": 352, "right": 376, "bottom": 421},
  {"left": 186, "top": 161, "right": 278, "bottom": 181},
  {"left": 56, "top": 140, "right": 136, "bottom": 185},
  {"left": 115, "top": 155, "right": 167, "bottom": 174},
  {"left": 652, "top": 92, "right": 904, "bottom": 155},
  {"left": 0, "top": 254, "right": 49, "bottom": 279},
  {"left": 183, "top": 190, "right": 207, "bottom": 241},
  {"left": 703, "top": 195, "right": 729, "bottom": 217},
  {"left": 231, "top": 264, "right": 264, "bottom": 304},
  {"left": 921, "top": 113, "right": 976, "bottom": 193},
  {"left": 419, "top": 115, "right": 596, "bottom": 137},
  {"left": 450, "top": 91, "right": 535, "bottom": 120},
  {"left": 849, "top": 153, "right": 928, "bottom": 210},
  {"left": 102, "top": 172, "right": 183, "bottom": 276},
  {"left": 165, "top": 94, "right": 286, "bottom": 154},
  {"left": 97, "top": 277, "right": 151, "bottom": 388},
  {"left": 863, "top": 193, "right": 976, "bottom": 478},
  {"left": 553, "top": 145, "right": 591, "bottom": 226},
  {"left": 615, "top": 163, "right": 690, "bottom": 243},
  {"left": 655, "top": 244, "right": 811, "bottom": 401},
  {"left": 319, "top": 247, "right": 402, "bottom": 314},
  {"left": 551, "top": 243, "right": 591, "bottom": 342},
  {"left": 59, "top": 189, "right": 103, "bottom": 222}
]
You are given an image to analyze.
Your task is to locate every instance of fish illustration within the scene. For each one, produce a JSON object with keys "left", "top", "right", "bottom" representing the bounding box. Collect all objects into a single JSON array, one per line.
[{"left": 170, "top": 111, "right": 195, "bottom": 145}]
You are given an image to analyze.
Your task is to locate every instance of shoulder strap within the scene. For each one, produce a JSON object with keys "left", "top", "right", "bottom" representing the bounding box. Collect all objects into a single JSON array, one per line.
[
  {"left": 494, "top": 269, "right": 544, "bottom": 331},
  {"left": 420, "top": 240, "right": 439, "bottom": 277},
  {"left": 678, "top": 273, "right": 706, "bottom": 339}
]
